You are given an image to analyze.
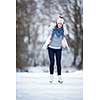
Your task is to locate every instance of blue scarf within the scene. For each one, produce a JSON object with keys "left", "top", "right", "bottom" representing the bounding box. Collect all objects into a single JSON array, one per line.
[{"left": 52, "top": 27, "right": 64, "bottom": 38}]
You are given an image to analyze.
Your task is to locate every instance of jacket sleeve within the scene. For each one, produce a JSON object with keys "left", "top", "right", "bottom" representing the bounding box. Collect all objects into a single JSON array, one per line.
[
  {"left": 42, "top": 35, "right": 51, "bottom": 49},
  {"left": 42, "top": 27, "right": 53, "bottom": 49},
  {"left": 62, "top": 24, "right": 70, "bottom": 49},
  {"left": 62, "top": 37, "right": 70, "bottom": 49},
  {"left": 63, "top": 24, "right": 68, "bottom": 36}
]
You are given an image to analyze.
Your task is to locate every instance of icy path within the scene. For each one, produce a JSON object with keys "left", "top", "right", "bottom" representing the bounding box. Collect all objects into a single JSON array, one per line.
[{"left": 16, "top": 71, "right": 83, "bottom": 100}]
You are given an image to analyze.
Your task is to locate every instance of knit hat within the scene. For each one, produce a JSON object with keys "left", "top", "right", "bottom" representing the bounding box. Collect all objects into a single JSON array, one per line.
[{"left": 57, "top": 16, "right": 64, "bottom": 24}]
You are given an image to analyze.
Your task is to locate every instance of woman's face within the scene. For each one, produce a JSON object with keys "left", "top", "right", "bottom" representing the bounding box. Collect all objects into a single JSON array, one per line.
[{"left": 57, "top": 23, "right": 63, "bottom": 28}]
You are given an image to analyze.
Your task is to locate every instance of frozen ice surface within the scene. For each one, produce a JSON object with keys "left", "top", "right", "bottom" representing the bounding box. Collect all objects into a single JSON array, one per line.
[{"left": 16, "top": 71, "right": 83, "bottom": 100}]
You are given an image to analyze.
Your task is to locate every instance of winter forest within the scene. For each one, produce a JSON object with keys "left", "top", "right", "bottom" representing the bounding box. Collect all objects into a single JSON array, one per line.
[
  {"left": 16, "top": 0, "right": 83, "bottom": 100},
  {"left": 16, "top": 0, "right": 83, "bottom": 72}
]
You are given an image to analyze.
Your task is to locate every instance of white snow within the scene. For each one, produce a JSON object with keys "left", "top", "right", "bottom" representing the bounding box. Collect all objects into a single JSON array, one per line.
[
  {"left": 16, "top": 71, "right": 83, "bottom": 100},
  {"left": 24, "top": 36, "right": 28, "bottom": 43}
]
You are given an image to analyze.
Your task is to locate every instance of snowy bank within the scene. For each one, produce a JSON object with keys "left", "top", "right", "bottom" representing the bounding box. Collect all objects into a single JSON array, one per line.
[{"left": 16, "top": 71, "right": 83, "bottom": 100}]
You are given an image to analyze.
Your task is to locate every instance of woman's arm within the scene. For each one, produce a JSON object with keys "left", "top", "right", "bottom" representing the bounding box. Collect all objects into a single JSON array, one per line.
[{"left": 62, "top": 36, "right": 70, "bottom": 50}]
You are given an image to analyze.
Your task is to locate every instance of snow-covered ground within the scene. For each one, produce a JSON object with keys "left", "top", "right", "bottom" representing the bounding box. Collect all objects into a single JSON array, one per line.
[{"left": 16, "top": 71, "right": 83, "bottom": 100}]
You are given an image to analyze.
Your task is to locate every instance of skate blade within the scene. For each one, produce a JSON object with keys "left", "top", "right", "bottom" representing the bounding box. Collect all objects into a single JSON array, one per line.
[
  {"left": 49, "top": 81, "right": 53, "bottom": 83},
  {"left": 58, "top": 81, "right": 63, "bottom": 84}
]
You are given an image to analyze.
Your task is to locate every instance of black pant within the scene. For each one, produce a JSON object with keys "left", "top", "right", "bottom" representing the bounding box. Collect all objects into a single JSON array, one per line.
[{"left": 48, "top": 47, "right": 62, "bottom": 75}]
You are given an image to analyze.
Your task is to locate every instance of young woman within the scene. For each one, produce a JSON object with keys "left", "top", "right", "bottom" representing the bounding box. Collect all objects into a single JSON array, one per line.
[{"left": 47, "top": 16, "right": 69, "bottom": 84}]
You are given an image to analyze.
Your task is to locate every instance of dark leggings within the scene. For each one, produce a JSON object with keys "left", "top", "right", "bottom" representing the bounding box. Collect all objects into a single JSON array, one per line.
[{"left": 48, "top": 47, "right": 62, "bottom": 75}]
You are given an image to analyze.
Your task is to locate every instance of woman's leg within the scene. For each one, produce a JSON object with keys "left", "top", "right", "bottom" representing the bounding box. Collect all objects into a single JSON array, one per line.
[
  {"left": 55, "top": 49, "right": 63, "bottom": 83},
  {"left": 55, "top": 49, "right": 62, "bottom": 75},
  {"left": 48, "top": 48, "right": 55, "bottom": 75}
]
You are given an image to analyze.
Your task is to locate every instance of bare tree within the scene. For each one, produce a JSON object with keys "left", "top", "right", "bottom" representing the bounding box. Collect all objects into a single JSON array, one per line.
[
  {"left": 16, "top": 0, "right": 37, "bottom": 68},
  {"left": 69, "top": 0, "right": 83, "bottom": 69},
  {"left": 59, "top": 0, "right": 83, "bottom": 69}
]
